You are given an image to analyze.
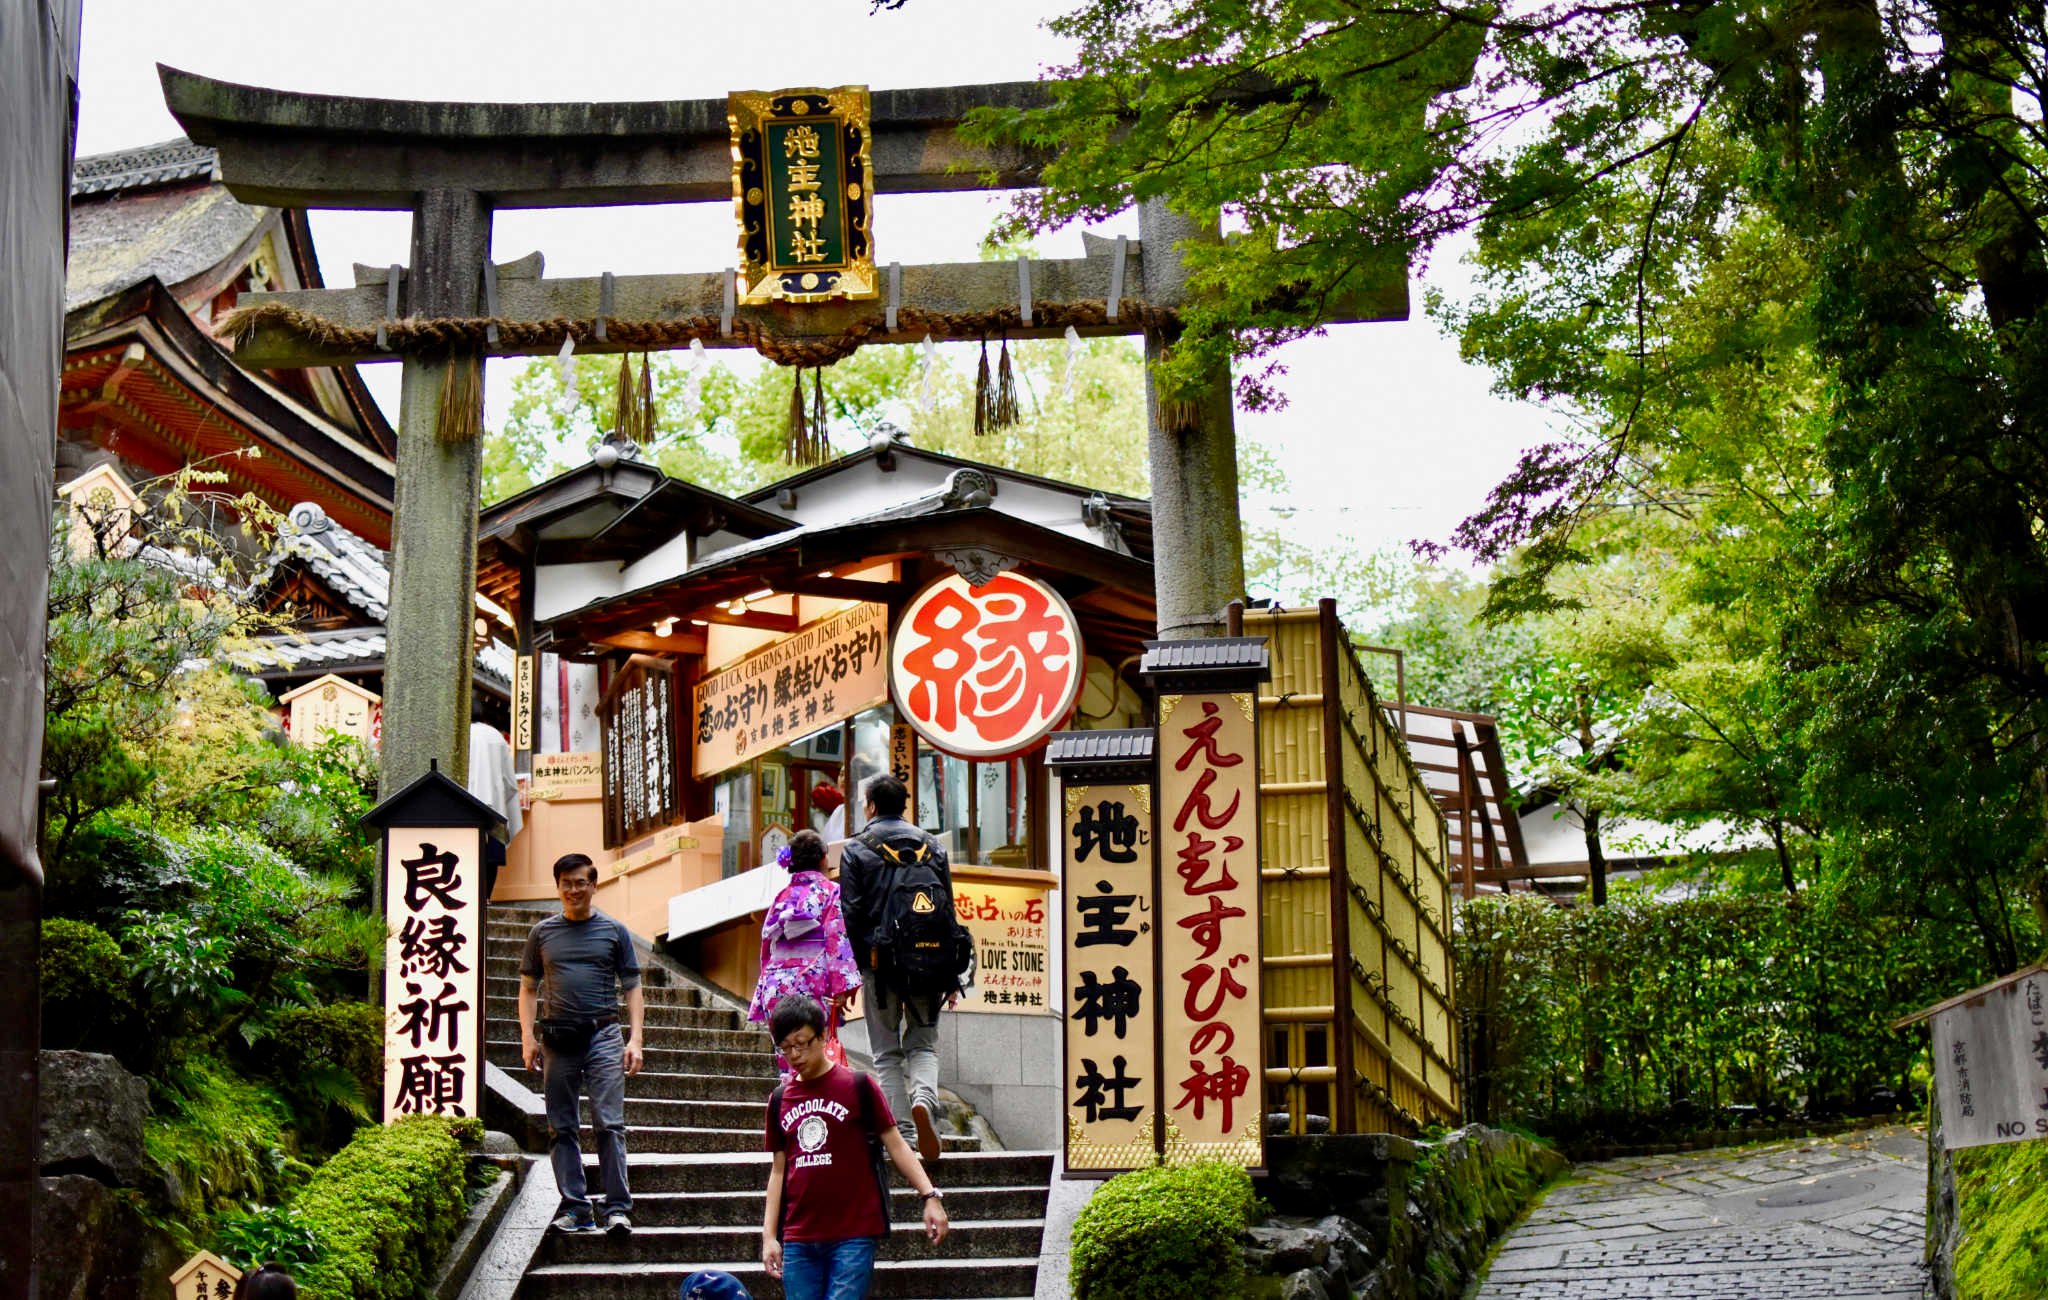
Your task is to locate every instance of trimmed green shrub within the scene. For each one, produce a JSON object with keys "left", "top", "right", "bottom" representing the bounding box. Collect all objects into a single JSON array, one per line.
[
  {"left": 292, "top": 1114, "right": 484, "bottom": 1300},
  {"left": 1069, "top": 1162, "right": 1261, "bottom": 1300},
  {"left": 1953, "top": 1139, "right": 2048, "bottom": 1298},
  {"left": 215, "top": 1202, "right": 321, "bottom": 1275},
  {"left": 264, "top": 1002, "right": 384, "bottom": 1150},
  {"left": 41, "top": 917, "right": 124, "bottom": 1003}
]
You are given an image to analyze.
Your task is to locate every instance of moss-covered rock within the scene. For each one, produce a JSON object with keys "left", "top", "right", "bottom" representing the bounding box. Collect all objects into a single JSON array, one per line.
[{"left": 1247, "top": 1125, "right": 1566, "bottom": 1300}]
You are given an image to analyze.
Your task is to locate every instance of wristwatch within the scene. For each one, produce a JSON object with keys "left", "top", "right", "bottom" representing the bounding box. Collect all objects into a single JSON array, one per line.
[{"left": 920, "top": 1188, "right": 944, "bottom": 1202}]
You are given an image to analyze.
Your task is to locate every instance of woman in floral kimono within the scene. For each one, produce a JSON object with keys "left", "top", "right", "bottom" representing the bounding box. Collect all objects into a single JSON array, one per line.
[{"left": 748, "top": 829, "right": 862, "bottom": 1078}]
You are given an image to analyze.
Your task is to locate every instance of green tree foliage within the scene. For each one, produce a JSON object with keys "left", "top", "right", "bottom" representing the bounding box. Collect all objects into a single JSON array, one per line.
[
  {"left": 978, "top": 0, "right": 2048, "bottom": 958},
  {"left": 485, "top": 334, "right": 1158, "bottom": 503}
]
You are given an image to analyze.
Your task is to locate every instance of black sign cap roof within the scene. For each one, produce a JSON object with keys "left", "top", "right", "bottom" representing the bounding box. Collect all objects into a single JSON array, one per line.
[{"left": 360, "top": 759, "right": 507, "bottom": 832}]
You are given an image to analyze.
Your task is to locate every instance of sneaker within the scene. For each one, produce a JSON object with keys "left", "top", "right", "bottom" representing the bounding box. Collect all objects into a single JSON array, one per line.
[
  {"left": 550, "top": 1211, "right": 597, "bottom": 1234},
  {"left": 910, "top": 1094, "right": 942, "bottom": 1163},
  {"left": 605, "top": 1211, "right": 633, "bottom": 1239}
]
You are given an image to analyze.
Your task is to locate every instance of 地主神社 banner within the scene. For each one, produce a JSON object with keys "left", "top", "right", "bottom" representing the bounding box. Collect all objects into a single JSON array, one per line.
[
  {"left": 693, "top": 602, "right": 887, "bottom": 778},
  {"left": 382, "top": 826, "right": 483, "bottom": 1119},
  {"left": 1156, "top": 691, "right": 1265, "bottom": 1167},
  {"left": 729, "top": 86, "right": 877, "bottom": 303},
  {"left": 1062, "top": 783, "right": 1159, "bottom": 1172}
]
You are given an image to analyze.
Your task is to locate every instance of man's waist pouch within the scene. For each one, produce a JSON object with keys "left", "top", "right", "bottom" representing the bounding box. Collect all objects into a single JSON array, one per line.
[{"left": 537, "top": 1016, "right": 616, "bottom": 1055}]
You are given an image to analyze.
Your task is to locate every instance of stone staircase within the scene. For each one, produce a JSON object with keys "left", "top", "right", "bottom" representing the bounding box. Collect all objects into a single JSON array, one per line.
[{"left": 484, "top": 908, "right": 1051, "bottom": 1299}]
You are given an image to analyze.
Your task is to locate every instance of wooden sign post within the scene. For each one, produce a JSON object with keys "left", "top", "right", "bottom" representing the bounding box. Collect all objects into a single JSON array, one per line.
[
  {"left": 1897, "top": 963, "right": 2048, "bottom": 1150},
  {"left": 1047, "top": 728, "right": 1159, "bottom": 1176},
  {"left": 1142, "top": 637, "right": 1271, "bottom": 1170},
  {"left": 362, "top": 762, "right": 504, "bottom": 1120}
]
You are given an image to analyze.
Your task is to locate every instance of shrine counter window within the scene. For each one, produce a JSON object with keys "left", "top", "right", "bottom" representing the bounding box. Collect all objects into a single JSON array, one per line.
[
  {"left": 913, "top": 741, "right": 1033, "bottom": 869},
  {"left": 716, "top": 768, "right": 756, "bottom": 878}
]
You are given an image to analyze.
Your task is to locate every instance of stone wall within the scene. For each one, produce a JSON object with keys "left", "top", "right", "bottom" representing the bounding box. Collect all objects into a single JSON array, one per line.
[
  {"left": 34, "top": 1051, "right": 180, "bottom": 1300},
  {"left": 1243, "top": 1125, "right": 1568, "bottom": 1300}
]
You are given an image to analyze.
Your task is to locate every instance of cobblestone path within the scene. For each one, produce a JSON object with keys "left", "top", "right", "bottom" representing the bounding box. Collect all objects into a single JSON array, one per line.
[{"left": 1473, "top": 1124, "right": 1930, "bottom": 1300}]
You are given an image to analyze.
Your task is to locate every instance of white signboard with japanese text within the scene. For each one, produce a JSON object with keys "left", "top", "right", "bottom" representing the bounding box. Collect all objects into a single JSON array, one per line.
[
  {"left": 890, "top": 572, "right": 1084, "bottom": 760},
  {"left": 693, "top": 602, "right": 888, "bottom": 778},
  {"left": 1155, "top": 691, "right": 1265, "bottom": 1169},
  {"left": 1932, "top": 966, "right": 2048, "bottom": 1150},
  {"left": 1061, "top": 783, "right": 1159, "bottom": 1173},
  {"left": 954, "top": 880, "right": 1051, "bottom": 1015},
  {"left": 381, "top": 826, "right": 483, "bottom": 1121}
]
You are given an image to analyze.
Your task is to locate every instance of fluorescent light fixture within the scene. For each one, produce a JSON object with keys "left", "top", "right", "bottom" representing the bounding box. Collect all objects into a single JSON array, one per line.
[{"left": 745, "top": 587, "right": 775, "bottom": 601}]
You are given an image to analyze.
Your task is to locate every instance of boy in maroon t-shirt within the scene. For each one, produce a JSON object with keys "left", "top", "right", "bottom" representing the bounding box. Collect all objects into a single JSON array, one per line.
[{"left": 762, "top": 995, "right": 948, "bottom": 1299}]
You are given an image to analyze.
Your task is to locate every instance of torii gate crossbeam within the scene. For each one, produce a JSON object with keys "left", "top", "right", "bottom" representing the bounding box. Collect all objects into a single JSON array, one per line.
[{"left": 161, "top": 65, "right": 1409, "bottom": 793}]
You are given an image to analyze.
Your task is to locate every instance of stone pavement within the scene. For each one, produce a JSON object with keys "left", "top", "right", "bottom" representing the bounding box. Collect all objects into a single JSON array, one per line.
[{"left": 1473, "top": 1124, "right": 1930, "bottom": 1299}]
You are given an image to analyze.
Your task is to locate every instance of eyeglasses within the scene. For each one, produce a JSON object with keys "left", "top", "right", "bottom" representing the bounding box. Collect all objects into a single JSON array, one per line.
[
  {"left": 558, "top": 877, "right": 597, "bottom": 892},
  {"left": 777, "top": 1032, "right": 820, "bottom": 1058}
]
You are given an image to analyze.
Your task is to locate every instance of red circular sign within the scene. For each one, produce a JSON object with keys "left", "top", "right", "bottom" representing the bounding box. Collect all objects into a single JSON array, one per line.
[{"left": 888, "top": 571, "right": 1085, "bottom": 760}]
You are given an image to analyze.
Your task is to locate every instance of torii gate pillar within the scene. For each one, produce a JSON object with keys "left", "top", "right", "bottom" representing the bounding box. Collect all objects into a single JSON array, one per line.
[
  {"left": 382, "top": 189, "right": 490, "bottom": 794},
  {"left": 1139, "top": 198, "right": 1245, "bottom": 639}
]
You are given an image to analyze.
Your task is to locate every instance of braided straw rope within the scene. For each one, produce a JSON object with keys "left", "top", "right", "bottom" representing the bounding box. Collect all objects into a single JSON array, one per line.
[{"left": 218, "top": 299, "right": 1180, "bottom": 369}]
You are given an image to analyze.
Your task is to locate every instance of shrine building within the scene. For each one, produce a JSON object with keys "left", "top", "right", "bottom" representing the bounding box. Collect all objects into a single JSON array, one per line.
[{"left": 478, "top": 436, "right": 1154, "bottom": 1144}]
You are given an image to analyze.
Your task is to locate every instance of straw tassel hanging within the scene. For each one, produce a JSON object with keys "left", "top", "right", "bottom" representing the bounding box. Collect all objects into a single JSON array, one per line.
[
  {"left": 974, "top": 339, "right": 994, "bottom": 436},
  {"left": 435, "top": 352, "right": 484, "bottom": 444},
  {"left": 785, "top": 366, "right": 832, "bottom": 467},
  {"left": 993, "top": 334, "right": 1019, "bottom": 429},
  {"left": 610, "top": 354, "right": 642, "bottom": 444},
  {"left": 637, "top": 353, "right": 656, "bottom": 443}
]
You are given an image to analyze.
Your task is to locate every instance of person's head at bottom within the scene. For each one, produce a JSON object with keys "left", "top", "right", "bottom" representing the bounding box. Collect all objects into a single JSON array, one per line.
[
  {"left": 233, "top": 1265, "right": 297, "bottom": 1300},
  {"left": 769, "top": 994, "right": 831, "bottom": 1083},
  {"left": 680, "top": 1269, "right": 752, "bottom": 1300}
]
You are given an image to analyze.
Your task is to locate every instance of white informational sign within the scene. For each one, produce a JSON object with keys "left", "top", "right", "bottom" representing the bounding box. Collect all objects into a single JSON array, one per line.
[
  {"left": 381, "top": 826, "right": 484, "bottom": 1121},
  {"left": 1931, "top": 966, "right": 2048, "bottom": 1150}
]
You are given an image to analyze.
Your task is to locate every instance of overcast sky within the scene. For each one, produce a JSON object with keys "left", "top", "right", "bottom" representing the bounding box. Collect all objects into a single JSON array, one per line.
[{"left": 73, "top": 0, "right": 1557, "bottom": 571}]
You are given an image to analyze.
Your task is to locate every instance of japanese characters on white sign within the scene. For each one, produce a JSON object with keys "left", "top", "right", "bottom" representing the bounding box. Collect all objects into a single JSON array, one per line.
[
  {"left": 1062, "top": 783, "right": 1158, "bottom": 1173},
  {"left": 381, "top": 826, "right": 483, "bottom": 1120},
  {"left": 890, "top": 572, "right": 1084, "bottom": 760},
  {"left": 1931, "top": 966, "right": 2048, "bottom": 1150},
  {"left": 954, "top": 880, "right": 1051, "bottom": 1015},
  {"left": 1155, "top": 692, "right": 1265, "bottom": 1168},
  {"left": 693, "top": 602, "right": 888, "bottom": 777}
]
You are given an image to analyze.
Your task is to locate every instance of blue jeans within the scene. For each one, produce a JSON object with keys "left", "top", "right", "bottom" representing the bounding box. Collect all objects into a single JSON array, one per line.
[
  {"left": 781, "top": 1237, "right": 878, "bottom": 1300},
  {"left": 543, "top": 1023, "right": 630, "bottom": 1218}
]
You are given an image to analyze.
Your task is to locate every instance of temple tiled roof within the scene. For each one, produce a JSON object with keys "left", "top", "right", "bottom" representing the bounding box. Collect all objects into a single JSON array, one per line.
[
  {"left": 278, "top": 502, "right": 389, "bottom": 621},
  {"left": 243, "top": 626, "right": 514, "bottom": 689},
  {"left": 71, "top": 138, "right": 218, "bottom": 196}
]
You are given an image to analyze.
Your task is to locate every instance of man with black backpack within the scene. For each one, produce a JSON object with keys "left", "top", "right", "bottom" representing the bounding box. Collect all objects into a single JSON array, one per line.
[{"left": 838, "top": 774, "right": 972, "bottom": 1162}]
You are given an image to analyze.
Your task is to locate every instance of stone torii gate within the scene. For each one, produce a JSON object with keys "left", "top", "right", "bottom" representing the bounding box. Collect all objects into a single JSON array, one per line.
[{"left": 161, "top": 67, "right": 1408, "bottom": 791}]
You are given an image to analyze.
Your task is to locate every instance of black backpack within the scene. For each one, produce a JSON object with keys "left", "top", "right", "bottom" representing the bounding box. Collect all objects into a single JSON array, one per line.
[{"left": 858, "top": 829, "right": 972, "bottom": 999}]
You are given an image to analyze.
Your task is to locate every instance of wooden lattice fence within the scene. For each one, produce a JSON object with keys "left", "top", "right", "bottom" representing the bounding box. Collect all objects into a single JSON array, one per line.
[{"left": 1247, "top": 603, "right": 1462, "bottom": 1136}]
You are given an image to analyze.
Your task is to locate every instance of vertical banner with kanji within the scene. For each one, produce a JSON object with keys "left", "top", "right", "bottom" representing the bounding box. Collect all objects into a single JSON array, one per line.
[
  {"left": 1156, "top": 691, "right": 1265, "bottom": 1168},
  {"left": 1061, "top": 782, "right": 1158, "bottom": 1173},
  {"left": 382, "top": 826, "right": 483, "bottom": 1120}
]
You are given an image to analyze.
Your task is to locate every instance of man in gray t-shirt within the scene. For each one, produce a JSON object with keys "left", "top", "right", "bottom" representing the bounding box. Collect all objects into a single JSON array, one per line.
[{"left": 518, "top": 852, "right": 645, "bottom": 1236}]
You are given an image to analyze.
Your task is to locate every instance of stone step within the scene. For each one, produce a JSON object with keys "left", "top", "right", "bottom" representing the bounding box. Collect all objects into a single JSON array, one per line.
[
  {"left": 557, "top": 1125, "right": 983, "bottom": 1157},
  {"left": 486, "top": 1024, "right": 771, "bottom": 1054},
  {"left": 539, "top": 1220, "right": 1045, "bottom": 1266},
  {"left": 486, "top": 1040, "right": 778, "bottom": 1079},
  {"left": 517, "top": 1257, "right": 1040, "bottom": 1299},
  {"left": 485, "top": 995, "right": 743, "bottom": 1032},
  {"left": 555, "top": 1071, "right": 778, "bottom": 1104},
  {"left": 624, "top": 1185, "right": 1051, "bottom": 1227},
  {"left": 484, "top": 975, "right": 705, "bottom": 1009},
  {"left": 590, "top": 1152, "right": 1052, "bottom": 1193}
]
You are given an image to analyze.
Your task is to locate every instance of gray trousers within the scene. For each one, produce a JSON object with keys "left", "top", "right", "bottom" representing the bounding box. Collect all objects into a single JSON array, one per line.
[
  {"left": 864, "top": 978, "right": 940, "bottom": 1140},
  {"left": 543, "top": 1023, "right": 630, "bottom": 1217}
]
